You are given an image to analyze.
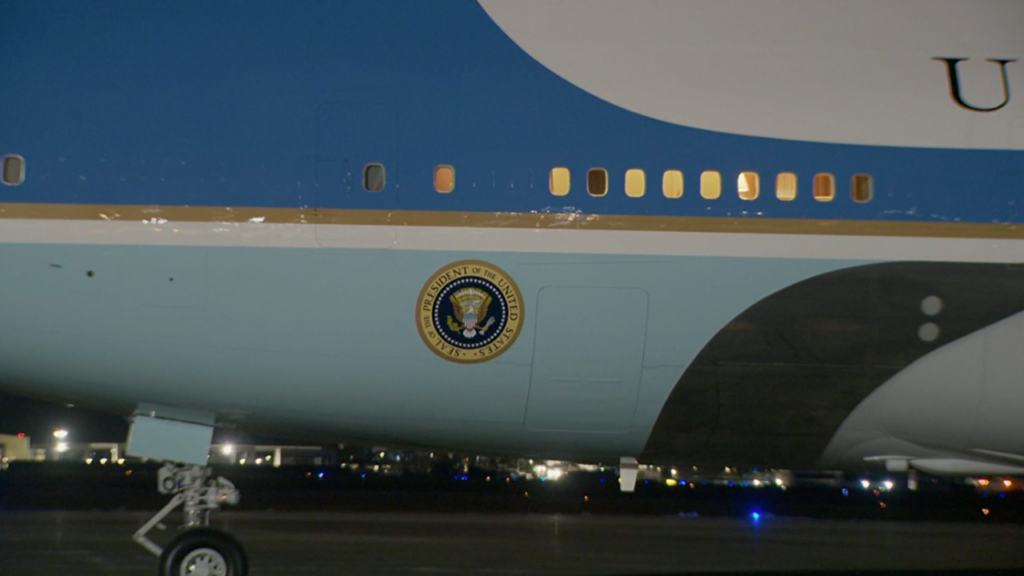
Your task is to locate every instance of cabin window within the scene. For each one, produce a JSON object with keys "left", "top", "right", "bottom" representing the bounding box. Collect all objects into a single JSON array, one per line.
[
  {"left": 549, "top": 167, "right": 570, "bottom": 196},
  {"left": 624, "top": 169, "right": 646, "bottom": 198},
  {"left": 813, "top": 173, "right": 835, "bottom": 202},
  {"left": 363, "top": 163, "right": 385, "bottom": 192},
  {"left": 2, "top": 155, "right": 25, "bottom": 186},
  {"left": 434, "top": 165, "right": 455, "bottom": 193},
  {"left": 662, "top": 170, "right": 683, "bottom": 199},
  {"left": 700, "top": 170, "right": 721, "bottom": 200},
  {"left": 775, "top": 172, "right": 797, "bottom": 201},
  {"left": 587, "top": 168, "right": 608, "bottom": 197},
  {"left": 737, "top": 171, "right": 759, "bottom": 200},
  {"left": 851, "top": 174, "right": 873, "bottom": 203}
]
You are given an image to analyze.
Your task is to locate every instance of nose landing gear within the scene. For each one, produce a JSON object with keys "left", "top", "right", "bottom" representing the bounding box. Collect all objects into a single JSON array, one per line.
[
  {"left": 159, "top": 528, "right": 247, "bottom": 576},
  {"left": 134, "top": 463, "right": 247, "bottom": 576}
]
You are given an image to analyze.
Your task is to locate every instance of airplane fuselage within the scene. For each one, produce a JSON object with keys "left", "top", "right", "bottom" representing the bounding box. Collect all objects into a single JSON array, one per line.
[{"left": 1, "top": 0, "right": 1023, "bottom": 473}]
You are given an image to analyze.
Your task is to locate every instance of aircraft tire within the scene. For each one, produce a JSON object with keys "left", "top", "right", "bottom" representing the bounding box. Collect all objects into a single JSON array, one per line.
[{"left": 158, "top": 527, "right": 248, "bottom": 576}]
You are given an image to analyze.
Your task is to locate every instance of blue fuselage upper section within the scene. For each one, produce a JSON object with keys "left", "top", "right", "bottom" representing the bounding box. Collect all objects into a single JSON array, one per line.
[{"left": 0, "top": 0, "right": 1021, "bottom": 224}]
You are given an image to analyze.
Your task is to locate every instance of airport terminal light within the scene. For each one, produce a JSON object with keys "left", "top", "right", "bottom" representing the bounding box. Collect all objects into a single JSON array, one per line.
[
  {"left": 53, "top": 429, "right": 68, "bottom": 440},
  {"left": 56, "top": 442, "right": 69, "bottom": 452},
  {"left": 221, "top": 444, "right": 234, "bottom": 456}
]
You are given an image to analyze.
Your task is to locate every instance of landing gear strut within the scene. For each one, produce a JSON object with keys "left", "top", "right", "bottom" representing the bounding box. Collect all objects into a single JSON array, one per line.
[
  {"left": 134, "top": 463, "right": 247, "bottom": 576},
  {"left": 619, "top": 456, "right": 639, "bottom": 492}
]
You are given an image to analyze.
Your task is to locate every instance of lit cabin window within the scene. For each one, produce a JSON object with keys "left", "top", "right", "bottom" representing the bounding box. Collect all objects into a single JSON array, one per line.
[
  {"left": 662, "top": 170, "right": 683, "bottom": 199},
  {"left": 434, "top": 165, "right": 455, "bottom": 193},
  {"left": 776, "top": 172, "right": 797, "bottom": 201},
  {"left": 549, "top": 167, "right": 570, "bottom": 196},
  {"left": 700, "top": 170, "right": 721, "bottom": 200},
  {"left": 624, "top": 169, "right": 646, "bottom": 198},
  {"left": 587, "top": 168, "right": 608, "bottom": 197},
  {"left": 2, "top": 155, "right": 25, "bottom": 186},
  {"left": 851, "top": 174, "right": 873, "bottom": 203},
  {"left": 363, "top": 163, "right": 385, "bottom": 192},
  {"left": 737, "top": 171, "right": 759, "bottom": 200},
  {"left": 813, "top": 173, "right": 835, "bottom": 202}
]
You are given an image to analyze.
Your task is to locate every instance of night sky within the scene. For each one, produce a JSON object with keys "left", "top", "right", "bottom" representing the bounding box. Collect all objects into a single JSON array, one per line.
[
  {"left": 0, "top": 391, "right": 129, "bottom": 443},
  {"left": 0, "top": 390, "right": 308, "bottom": 447}
]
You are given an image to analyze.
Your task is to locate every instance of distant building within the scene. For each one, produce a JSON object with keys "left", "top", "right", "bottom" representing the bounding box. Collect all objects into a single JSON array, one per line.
[
  {"left": 209, "top": 444, "right": 329, "bottom": 467},
  {"left": 0, "top": 433, "right": 32, "bottom": 467}
]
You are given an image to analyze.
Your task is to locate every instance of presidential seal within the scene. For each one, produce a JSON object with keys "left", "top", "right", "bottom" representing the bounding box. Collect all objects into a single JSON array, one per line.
[{"left": 416, "top": 260, "right": 524, "bottom": 363}]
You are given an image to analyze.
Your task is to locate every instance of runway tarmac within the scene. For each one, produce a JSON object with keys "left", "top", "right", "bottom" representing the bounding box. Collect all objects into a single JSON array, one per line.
[{"left": 2, "top": 512, "right": 1024, "bottom": 575}]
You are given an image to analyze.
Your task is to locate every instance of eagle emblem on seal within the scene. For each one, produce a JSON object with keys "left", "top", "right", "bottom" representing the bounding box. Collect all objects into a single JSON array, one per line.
[{"left": 446, "top": 288, "right": 495, "bottom": 339}]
